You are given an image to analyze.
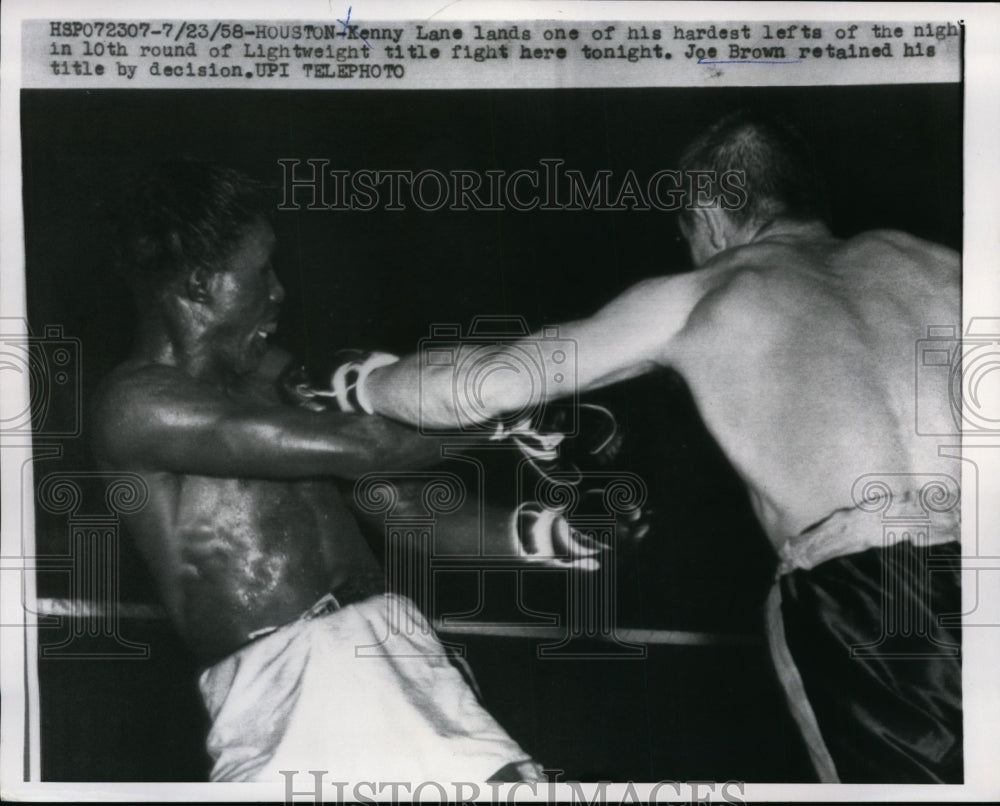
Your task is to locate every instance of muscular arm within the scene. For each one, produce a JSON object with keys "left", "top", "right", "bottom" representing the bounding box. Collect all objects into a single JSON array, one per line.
[
  {"left": 366, "top": 271, "right": 714, "bottom": 430},
  {"left": 94, "top": 363, "right": 444, "bottom": 480},
  {"left": 351, "top": 477, "right": 628, "bottom": 567},
  {"left": 351, "top": 478, "right": 515, "bottom": 557}
]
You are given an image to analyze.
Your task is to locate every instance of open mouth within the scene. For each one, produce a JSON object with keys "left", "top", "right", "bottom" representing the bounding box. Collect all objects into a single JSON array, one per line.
[{"left": 256, "top": 320, "right": 278, "bottom": 341}]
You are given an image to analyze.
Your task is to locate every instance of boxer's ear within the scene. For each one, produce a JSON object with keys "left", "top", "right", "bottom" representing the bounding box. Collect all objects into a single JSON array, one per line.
[
  {"left": 700, "top": 206, "right": 730, "bottom": 252},
  {"left": 184, "top": 266, "right": 213, "bottom": 305}
]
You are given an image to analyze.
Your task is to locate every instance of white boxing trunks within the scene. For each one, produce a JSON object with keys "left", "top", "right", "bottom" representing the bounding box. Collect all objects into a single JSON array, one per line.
[{"left": 199, "top": 592, "right": 541, "bottom": 783}]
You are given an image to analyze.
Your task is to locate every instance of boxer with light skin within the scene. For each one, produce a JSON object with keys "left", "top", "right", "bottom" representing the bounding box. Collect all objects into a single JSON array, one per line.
[
  {"left": 92, "top": 160, "right": 555, "bottom": 783},
  {"left": 362, "top": 113, "right": 964, "bottom": 783}
]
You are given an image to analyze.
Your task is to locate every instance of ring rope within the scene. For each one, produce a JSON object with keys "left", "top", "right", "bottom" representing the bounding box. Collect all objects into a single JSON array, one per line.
[{"left": 32, "top": 598, "right": 759, "bottom": 646}]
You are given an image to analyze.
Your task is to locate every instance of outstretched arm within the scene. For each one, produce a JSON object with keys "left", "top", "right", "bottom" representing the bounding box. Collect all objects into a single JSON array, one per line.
[
  {"left": 365, "top": 272, "right": 711, "bottom": 430},
  {"left": 350, "top": 476, "right": 648, "bottom": 569},
  {"left": 93, "top": 363, "right": 445, "bottom": 480}
]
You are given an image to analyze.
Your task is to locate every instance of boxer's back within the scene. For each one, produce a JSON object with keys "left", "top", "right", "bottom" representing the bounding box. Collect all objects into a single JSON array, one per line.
[{"left": 672, "top": 227, "right": 960, "bottom": 544}]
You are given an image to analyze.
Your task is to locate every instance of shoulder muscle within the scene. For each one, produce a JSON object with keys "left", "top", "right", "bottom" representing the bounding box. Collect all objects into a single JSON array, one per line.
[{"left": 92, "top": 364, "right": 228, "bottom": 469}]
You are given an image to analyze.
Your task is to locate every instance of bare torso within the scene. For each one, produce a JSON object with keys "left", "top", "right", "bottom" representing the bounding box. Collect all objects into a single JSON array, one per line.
[
  {"left": 95, "top": 354, "right": 383, "bottom": 665},
  {"left": 668, "top": 223, "right": 960, "bottom": 545}
]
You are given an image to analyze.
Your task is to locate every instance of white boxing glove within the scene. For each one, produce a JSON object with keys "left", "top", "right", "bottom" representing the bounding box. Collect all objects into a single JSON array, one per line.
[
  {"left": 512, "top": 502, "right": 610, "bottom": 572},
  {"left": 330, "top": 351, "right": 399, "bottom": 413}
]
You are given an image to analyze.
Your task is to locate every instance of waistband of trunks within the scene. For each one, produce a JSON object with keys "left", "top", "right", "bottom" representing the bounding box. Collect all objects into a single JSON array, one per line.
[
  {"left": 776, "top": 491, "right": 961, "bottom": 577},
  {"left": 246, "top": 571, "right": 387, "bottom": 642}
]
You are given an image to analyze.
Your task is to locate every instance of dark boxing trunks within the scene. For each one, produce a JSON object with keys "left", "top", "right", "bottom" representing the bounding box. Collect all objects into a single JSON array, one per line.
[
  {"left": 766, "top": 493, "right": 962, "bottom": 783},
  {"left": 781, "top": 540, "right": 962, "bottom": 783}
]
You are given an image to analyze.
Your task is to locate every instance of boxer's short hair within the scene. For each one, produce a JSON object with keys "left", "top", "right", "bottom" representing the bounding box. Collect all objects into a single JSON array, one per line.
[
  {"left": 678, "top": 111, "right": 830, "bottom": 228},
  {"left": 113, "top": 159, "right": 272, "bottom": 300}
]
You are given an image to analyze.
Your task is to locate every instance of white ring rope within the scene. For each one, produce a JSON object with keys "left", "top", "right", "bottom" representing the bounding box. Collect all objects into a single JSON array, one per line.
[{"left": 32, "top": 597, "right": 758, "bottom": 646}]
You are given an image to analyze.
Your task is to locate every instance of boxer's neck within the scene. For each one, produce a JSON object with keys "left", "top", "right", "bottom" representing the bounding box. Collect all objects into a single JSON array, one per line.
[
  {"left": 133, "top": 304, "right": 241, "bottom": 387},
  {"left": 748, "top": 218, "right": 832, "bottom": 245}
]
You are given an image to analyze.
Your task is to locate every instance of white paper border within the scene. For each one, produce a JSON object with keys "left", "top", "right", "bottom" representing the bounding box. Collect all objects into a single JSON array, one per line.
[{"left": 2, "top": 1, "right": 997, "bottom": 802}]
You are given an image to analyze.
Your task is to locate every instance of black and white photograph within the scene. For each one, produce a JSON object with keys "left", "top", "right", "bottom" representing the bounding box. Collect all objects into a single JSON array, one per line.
[{"left": 1, "top": 2, "right": 998, "bottom": 802}]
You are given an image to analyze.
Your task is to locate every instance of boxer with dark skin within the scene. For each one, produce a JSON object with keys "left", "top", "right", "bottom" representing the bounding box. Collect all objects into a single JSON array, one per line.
[
  {"left": 91, "top": 163, "right": 447, "bottom": 665},
  {"left": 93, "top": 161, "right": 565, "bottom": 783},
  {"left": 92, "top": 162, "right": 625, "bottom": 665}
]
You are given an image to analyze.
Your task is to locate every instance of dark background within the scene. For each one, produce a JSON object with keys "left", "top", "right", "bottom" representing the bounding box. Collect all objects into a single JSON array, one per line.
[{"left": 21, "top": 84, "right": 960, "bottom": 781}]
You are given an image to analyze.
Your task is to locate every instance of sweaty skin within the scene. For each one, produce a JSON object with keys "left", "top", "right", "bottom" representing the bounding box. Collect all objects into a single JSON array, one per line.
[
  {"left": 367, "top": 219, "right": 960, "bottom": 546},
  {"left": 93, "top": 221, "right": 443, "bottom": 664}
]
